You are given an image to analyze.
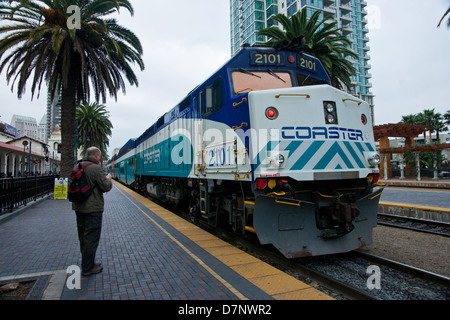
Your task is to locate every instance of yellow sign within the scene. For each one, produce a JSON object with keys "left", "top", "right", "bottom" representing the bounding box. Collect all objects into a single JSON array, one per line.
[{"left": 54, "top": 178, "right": 68, "bottom": 200}]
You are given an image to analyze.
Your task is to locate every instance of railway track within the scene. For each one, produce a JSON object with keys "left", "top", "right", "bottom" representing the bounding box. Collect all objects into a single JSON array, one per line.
[
  {"left": 209, "top": 226, "right": 450, "bottom": 300},
  {"left": 377, "top": 213, "right": 450, "bottom": 237},
  {"left": 131, "top": 184, "right": 450, "bottom": 300}
]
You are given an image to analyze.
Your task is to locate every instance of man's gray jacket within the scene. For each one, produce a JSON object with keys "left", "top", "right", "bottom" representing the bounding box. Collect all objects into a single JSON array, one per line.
[{"left": 71, "top": 158, "right": 113, "bottom": 213}]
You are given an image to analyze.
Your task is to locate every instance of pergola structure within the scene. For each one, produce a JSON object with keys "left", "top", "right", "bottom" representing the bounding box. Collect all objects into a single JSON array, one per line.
[{"left": 374, "top": 124, "right": 450, "bottom": 180}]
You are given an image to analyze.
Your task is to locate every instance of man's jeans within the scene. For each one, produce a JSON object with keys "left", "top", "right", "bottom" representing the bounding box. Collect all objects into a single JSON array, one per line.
[{"left": 76, "top": 212, "right": 103, "bottom": 273}]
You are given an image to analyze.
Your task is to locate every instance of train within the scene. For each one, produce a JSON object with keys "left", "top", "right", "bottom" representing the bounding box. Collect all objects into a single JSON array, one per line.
[{"left": 108, "top": 46, "right": 384, "bottom": 258}]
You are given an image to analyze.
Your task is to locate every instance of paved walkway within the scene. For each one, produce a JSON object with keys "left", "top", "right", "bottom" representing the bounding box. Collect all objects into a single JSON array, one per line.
[{"left": 0, "top": 182, "right": 331, "bottom": 301}]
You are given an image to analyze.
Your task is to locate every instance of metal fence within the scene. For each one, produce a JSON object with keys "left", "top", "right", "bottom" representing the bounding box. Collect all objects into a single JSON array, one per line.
[{"left": 0, "top": 175, "right": 58, "bottom": 216}]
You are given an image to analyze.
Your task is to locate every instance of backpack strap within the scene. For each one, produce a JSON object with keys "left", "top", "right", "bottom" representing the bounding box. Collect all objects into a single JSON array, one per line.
[
  {"left": 79, "top": 162, "right": 97, "bottom": 191},
  {"left": 81, "top": 162, "right": 95, "bottom": 170}
]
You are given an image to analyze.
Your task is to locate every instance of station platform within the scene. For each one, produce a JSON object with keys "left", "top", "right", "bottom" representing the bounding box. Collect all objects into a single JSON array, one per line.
[
  {"left": 0, "top": 181, "right": 332, "bottom": 301},
  {"left": 378, "top": 179, "right": 450, "bottom": 223},
  {"left": 379, "top": 179, "right": 450, "bottom": 189}
]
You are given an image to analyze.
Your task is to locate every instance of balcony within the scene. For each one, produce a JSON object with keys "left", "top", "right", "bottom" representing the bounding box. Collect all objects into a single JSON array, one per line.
[
  {"left": 340, "top": 13, "right": 353, "bottom": 22},
  {"left": 341, "top": 26, "right": 353, "bottom": 36},
  {"left": 339, "top": 5, "right": 352, "bottom": 14}
]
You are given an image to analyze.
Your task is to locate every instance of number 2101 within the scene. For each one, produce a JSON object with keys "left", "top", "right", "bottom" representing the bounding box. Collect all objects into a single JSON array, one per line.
[
  {"left": 208, "top": 146, "right": 234, "bottom": 167},
  {"left": 253, "top": 53, "right": 282, "bottom": 65}
]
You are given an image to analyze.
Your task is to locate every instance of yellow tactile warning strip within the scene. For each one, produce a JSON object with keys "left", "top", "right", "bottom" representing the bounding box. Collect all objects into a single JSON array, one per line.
[
  {"left": 379, "top": 180, "right": 450, "bottom": 190},
  {"left": 113, "top": 181, "right": 333, "bottom": 300}
]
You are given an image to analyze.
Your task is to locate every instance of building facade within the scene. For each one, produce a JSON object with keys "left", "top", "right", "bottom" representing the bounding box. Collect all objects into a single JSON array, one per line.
[
  {"left": 10, "top": 115, "right": 38, "bottom": 140},
  {"left": 230, "top": 0, "right": 373, "bottom": 107},
  {"left": 46, "top": 86, "right": 62, "bottom": 143}
]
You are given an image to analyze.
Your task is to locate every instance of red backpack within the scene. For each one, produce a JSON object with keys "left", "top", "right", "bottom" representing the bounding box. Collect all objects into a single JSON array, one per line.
[{"left": 68, "top": 162, "right": 96, "bottom": 203}]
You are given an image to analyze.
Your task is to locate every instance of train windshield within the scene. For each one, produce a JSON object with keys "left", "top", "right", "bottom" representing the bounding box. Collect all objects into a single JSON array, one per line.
[{"left": 232, "top": 70, "right": 292, "bottom": 95}]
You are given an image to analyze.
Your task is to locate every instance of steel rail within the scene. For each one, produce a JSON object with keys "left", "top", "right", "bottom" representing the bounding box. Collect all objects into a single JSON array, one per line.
[{"left": 353, "top": 250, "right": 450, "bottom": 288}]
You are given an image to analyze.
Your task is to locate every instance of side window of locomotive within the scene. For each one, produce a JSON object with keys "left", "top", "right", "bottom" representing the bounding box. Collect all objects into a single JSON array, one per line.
[
  {"left": 204, "top": 76, "right": 223, "bottom": 116},
  {"left": 205, "top": 87, "right": 213, "bottom": 114},
  {"left": 296, "top": 73, "right": 318, "bottom": 86}
]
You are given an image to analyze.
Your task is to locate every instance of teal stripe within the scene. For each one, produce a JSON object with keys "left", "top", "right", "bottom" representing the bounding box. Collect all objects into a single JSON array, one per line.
[
  {"left": 365, "top": 143, "right": 375, "bottom": 152},
  {"left": 291, "top": 141, "right": 325, "bottom": 170},
  {"left": 355, "top": 142, "right": 366, "bottom": 157},
  {"left": 285, "top": 140, "right": 303, "bottom": 155},
  {"left": 343, "top": 141, "right": 365, "bottom": 168},
  {"left": 314, "top": 142, "right": 354, "bottom": 170},
  {"left": 254, "top": 140, "right": 280, "bottom": 167}
]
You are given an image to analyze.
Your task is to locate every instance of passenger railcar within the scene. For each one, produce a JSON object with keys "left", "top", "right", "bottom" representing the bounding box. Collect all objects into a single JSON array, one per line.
[{"left": 108, "top": 46, "right": 383, "bottom": 258}]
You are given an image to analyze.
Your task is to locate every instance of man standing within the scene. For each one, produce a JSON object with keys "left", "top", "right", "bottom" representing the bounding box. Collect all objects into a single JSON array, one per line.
[{"left": 72, "top": 147, "right": 112, "bottom": 276}]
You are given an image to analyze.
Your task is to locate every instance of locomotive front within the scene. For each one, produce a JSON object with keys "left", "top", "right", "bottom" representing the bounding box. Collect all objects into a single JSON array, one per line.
[{"left": 233, "top": 50, "right": 384, "bottom": 257}]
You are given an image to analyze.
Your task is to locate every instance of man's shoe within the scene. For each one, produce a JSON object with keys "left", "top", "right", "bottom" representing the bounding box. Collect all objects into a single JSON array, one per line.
[{"left": 82, "top": 264, "right": 103, "bottom": 276}]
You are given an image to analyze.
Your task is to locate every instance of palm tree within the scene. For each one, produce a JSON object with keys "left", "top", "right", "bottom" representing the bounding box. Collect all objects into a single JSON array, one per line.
[
  {"left": 438, "top": 7, "right": 450, "bottom": 28},
  {"left": 0, "top": 0, "right": 144, "bottom": 178},
  {"left": 422, "top": 109, "right": 436, "bottom": 144},
  {"left": 444, "top": 110, "right": 450, "bottom": 127},
  {"left": 400, "top": 113, "right": 427, "bottom": 143},
  {"left": 257, "top": 8, "right": 358, "bottom": 89},
  {"left": 401, "top": 109, "right": 448, "bottom": 144},
  {"left": 76, "top": 102, "right": 113, "bottom": 159}
]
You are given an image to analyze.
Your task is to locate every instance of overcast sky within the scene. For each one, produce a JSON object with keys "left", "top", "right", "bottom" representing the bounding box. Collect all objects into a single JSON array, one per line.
[{"left": 0, "top": 0, "right": 449, "bottom": 154}]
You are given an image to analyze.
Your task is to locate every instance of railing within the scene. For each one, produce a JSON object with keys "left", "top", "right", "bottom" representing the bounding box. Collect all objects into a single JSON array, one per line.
[
  {"left": 0, "top": 175, "right": 58, "bottom": 216},
  {"left": 384, "top": 168, "right": 450, "bottom": 180}
]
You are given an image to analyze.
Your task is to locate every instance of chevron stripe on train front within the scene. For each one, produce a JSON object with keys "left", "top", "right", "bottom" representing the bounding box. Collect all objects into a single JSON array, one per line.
[{"left": 256, "top": 140, "right": 374, "bottom": 171}]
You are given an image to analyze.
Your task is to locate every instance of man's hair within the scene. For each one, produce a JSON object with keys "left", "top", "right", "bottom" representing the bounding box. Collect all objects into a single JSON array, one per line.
[{"left": 86, "top": 147, "right": 101, "bottom": 157}]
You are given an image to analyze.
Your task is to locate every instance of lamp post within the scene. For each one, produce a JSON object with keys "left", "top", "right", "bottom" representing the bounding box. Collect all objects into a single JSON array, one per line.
[
  {"left": 28, "top": 140, "right": 32, "bottom": 175},
  {"left": 22, "top": 141, "right": 28, "bottom": 176}
]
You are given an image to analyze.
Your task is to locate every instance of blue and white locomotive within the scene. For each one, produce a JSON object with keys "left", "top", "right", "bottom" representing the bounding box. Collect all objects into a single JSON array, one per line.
[{"left": 109, "top": 46, "right": 383, "bottom": 258}]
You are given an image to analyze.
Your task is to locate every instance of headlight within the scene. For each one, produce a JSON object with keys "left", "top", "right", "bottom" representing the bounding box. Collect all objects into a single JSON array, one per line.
[
  {"left": 271, "top": 154, "right": 285, "bottom": 168},
  {"left": 367, "top": 153, "right": 381, "bottom": 167},
  {"left": 326, "top": 103, "right": 335, "bottom": 113},
  {"left": 323, "top": 101, "right": 338, "bottom": 124}
]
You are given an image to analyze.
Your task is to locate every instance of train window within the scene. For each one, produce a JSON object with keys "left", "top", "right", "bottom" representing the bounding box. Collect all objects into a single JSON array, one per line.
[
  {"left": 232, "top": 71, "right": 292, "bottom": 95},
  {"left": 179, "top": 96, "right": 191, "bottom": 112},
  {"left": 205, "top": 87, "right": 212, "bottom": 113},
  {"left": 296, "top": 73, "right": 318, "bottom": 86},
  {"left": 204, "top": 76, "right": 223, "bottom": 115}
]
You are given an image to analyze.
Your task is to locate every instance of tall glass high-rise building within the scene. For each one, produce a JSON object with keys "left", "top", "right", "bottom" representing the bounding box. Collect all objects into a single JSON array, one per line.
[{"left": 230, "top": 0, "right": 373, "bottom": 108}]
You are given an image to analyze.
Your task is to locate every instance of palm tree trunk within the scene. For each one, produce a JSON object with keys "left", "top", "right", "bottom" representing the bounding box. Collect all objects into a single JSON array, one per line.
[
  {"left": 59, "top": 53, "right": 81, "bottom": 179},
  {"left": 60, "top": 77, "right": 77, "bottom": 178}
]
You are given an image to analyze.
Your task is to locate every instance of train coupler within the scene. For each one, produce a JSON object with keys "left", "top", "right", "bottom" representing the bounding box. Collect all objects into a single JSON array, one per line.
[{"left": 317, "top": 202, "right": 361, "bottom": 239}]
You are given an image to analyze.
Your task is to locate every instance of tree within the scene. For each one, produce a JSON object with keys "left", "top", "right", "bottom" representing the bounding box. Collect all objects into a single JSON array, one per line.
[
  {"left": 0, "top": 0, "right": 144, "bottom": 178},
  {"left": 76, "top": 102, "right": 113, "bottom": 159},
  {"left": 438, "top": 7, "right": 450, "bottom": 28},
  {"left": 400, "top": 109, "right": 448, "bottom": 144},
  {"left": 444, "top": 110, "right": 450, "bottom": 126},
  {"left": 257, "top": 8, "right": 358, "bottom": 89},
  {"left": 400, "top": 113, "right": 427, "bottom": 143}
]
